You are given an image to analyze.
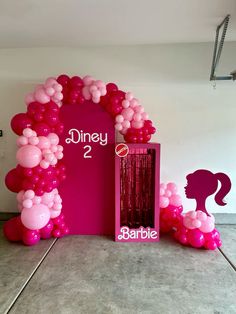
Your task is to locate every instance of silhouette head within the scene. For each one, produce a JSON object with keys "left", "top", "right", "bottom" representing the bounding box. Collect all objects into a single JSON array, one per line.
[{"left": 185, "top": 169, "right": 231, "bottom": 206}]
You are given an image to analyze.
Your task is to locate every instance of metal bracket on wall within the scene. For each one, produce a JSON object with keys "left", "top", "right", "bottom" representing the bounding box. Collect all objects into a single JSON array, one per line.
[{"left": 210, "top": 14, "right": 235, "bottom": 81}]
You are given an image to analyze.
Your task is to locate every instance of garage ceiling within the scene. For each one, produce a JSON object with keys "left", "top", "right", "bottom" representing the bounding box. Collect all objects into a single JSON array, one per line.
[{"left": 0, "top": 0, "right": 236, "bottom": 48}]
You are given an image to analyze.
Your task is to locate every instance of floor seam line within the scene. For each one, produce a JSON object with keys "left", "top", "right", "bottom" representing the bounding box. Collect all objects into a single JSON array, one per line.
[
  {"left": 5, "top": 238, "right": 58, "bottom": 314},
  {"left": 218, "top": 248, "right": 236, "bottom": 272}
]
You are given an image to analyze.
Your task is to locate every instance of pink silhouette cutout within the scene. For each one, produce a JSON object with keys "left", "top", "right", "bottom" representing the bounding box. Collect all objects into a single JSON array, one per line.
[{"left": 185, "top": 169, "right": 231, "bottom": 216}]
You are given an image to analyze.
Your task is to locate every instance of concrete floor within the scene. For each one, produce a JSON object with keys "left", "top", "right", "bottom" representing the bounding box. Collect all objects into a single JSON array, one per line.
[{"left": 0, "top": 222, "right": 236, "bottom": 314}]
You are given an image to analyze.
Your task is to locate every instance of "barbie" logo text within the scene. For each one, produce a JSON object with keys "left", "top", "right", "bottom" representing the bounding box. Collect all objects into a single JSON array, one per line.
[{"left": 118, "top": 226, "right": 158, "bottom": 240}]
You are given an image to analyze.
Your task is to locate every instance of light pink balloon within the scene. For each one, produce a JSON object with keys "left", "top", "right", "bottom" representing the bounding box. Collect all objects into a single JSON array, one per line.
[
  {"left": 130, "top": 99, "right": 139, "bottom": 108},
  {"left": 45, "top": 77, "right": 56, "bottom": 87},
  {"left": 199, "top": 217, "right": 215, "bottom": 233},
  {"left": 122, "top": 120, "right": 131, "bottom": 129},
  {"left": 17, "top": 136, "right": 28, "bottom": 147},
  {"left": 134, "top": 105, "right": 144, "bottom": 113},
  {"left": 183, "top": 216, "right": 194, "bottom": 229},
  {"left": 48, "top": 133, "right": 59, "bottom": 145},
  {"left": 37, "top": 136, "right": 51, "bottom": 149},
  {"left": 42, "top": 192, "right": 54, "bottom": 205},
  {"left": 54, "top": 92, "right": 63, "bottom": 100},
  {"left": 21, "top": 204, "right": 50, "bottom": 230},
  {"left": 25, "top": 93, "right": 35, "bottom": 105},
  {"left": 160, "top": 183, "right": 167, "bottom": 190},
  {"left": 23, "top": 128, "right": 34, "bottom": 138},
  {"left": 122, "top": 108, "right": 134, "bottom": 121},
  {"left": 83, "top": 75, "right": 94, "bottom": 86},
  {"left": 29, "top": 136, "right": 39, "bottom": 146},
  {"left": 192, "top": 219, "right": 201, "bottom": 228},
  {"left": 115, "top": 115, "right": 124, "bottom": 123},
  {"left": 50, "top": 208, "right": 61, "bottom": 218},
  {"left": 16, "top": 145, "right": 42, "bottom": 168},
  {"left": 169, "top": 194, "right": 182, "bottom": 207},
  {"left": 142, "top": 112, "right": 149, "bottom": 120},
  {"left": 131, "top": 120, "right": 144, "bottom": 129},
  {"left": 40, "top": 160, "right": 50, "bottom": 169},
  {"left": 122, "top": 100, "right": 130, "bottom": 109},
  {"left": 133, "top": 113, "right": 142, "bottom": 122},
  {"left": 167, "top": 182, "right": 178, "bottom": 194},
  {"left": 24, "top": 190, "right": 35, "bottom": 200},
  {"left": 160, "top": 196, "right": 169, "bottom": 208},
  {"left": 125, "top": 92, "right": 134, "bottom": 101},
  {"left": 34, "top": 89, "right": 50, "bottom": 104},
  {"left": 164, "top": 189, "right": 172, "bottom": 198},
  {"left": 196, "top": 210, "right": 207, "bottom": 222},
  {"left": 45, "top": 87, "right": 55, "bottom": 96},
  {"left": 160, "top": 188, "right": 165, "bottom": 196},
  {"left": 17, "top": 191, "right": 24, "bottom": 202}
]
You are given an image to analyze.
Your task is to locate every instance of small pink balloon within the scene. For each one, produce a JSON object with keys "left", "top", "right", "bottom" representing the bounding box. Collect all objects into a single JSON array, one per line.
[
  {"left": 83, "top": 75, "right": 94, "bottom": 85},
  {"left": 47, "top": 133, "right": 59, "bottom": 145},
  {"left": 122, "top": 108, "right": 134, "bottom": 121},
  {"left": 37, "top": 136, "right": 51, "bottom": 149},
  {"left": 23, "top": 199, "right": 33, "bottom": 209},
  {"left": 199, "top": 217, "right": 215, "bottom": 233},
  {"left": 142, "top": 112, "right": 149, "bottom": 120},
  {"left": 29, "top": 136, "right": 39, "bottom": 146},
  {"left": 160, "top": 188, "right": 165, "bottom": 196},
  {"left": 40, "top": 160, "right": 50, "bottom": 169},
  {"left": 167, "top": 182, "right": 178, "bottom": 194},
  {"left": 122, "top": 100, "right": 130, "bottom": 109},
  {"left": 122, "top": 120, "right": 131, "bottom": 129},
  {"left": 164, "top": 190, "right": 172, "bottom": 198},
  {"left": 133, "top": 113, "right": 142, "bottom": 122},
  {"left": 169, "top": 194, "right": 182, "bottom": 207},
  {"left": 115, "top": 115, "right": 124, "bottom": 123},
  {"left": 23, "top": 128, "right": 34, "bottom": 138},
  {"left": 92, "top": 90, "right": 101, "bottom": 99},
  {"left": 17, "top": 136, "right": 28, "bottom": 146},
  {"left": 22, "top": 229, "right": 40, "bottom": 246},
  {"left": 192, "top": 219, "right": 201, "bottom": 228},
  {"left": 45, "top": 87, "right": 55, "bottom": 96},
  {"left": 183, "top": 216, "right": 194, "bottom": 229},
  {"left": 50, "top": 208, "right": 61, "bottom": 218},
  {"left": 160, "top": 196, "right": 169, "bottom": 208},
  {"left": 35, "top": 89, "right": 50, "bottom": 104},
  {"left": 45, "top": 77, "right": 57, "bottom": 86},
  {"left": 196, "top": 210, "right": 207, "bottom": 222},
  {"left": 131, "top": 120, "right": 144, "bottom": 129},
  {"left": 25, "top": 93, "right": 35, "bottom": 105},
  {"left": 160, "top": 183, "right": 167, "bottom": 190},
  {"left": 24, "top": 190, "right": 35, "bottom": 199},
  {"left": 188, "top": 229, "right": 205, "bottom": 248},
  {"left": 125, "top": 92, "right": 133, "bottom": 101},
  {"left": 21, "top": 204, "right": 50, "bottom": 230},
  {"left": 16, "top": 145, "right": 42, "bottom": 168}
]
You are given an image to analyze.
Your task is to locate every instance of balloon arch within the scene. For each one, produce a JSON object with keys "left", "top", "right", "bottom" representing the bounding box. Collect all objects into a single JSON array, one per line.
[{"left": 4, "top": 74, "right": 156, "bottom": 245}]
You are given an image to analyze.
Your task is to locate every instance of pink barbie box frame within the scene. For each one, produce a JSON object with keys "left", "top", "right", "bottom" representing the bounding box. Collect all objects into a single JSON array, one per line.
[{"left": 115, "top": 143, "right": 160, "bottom": 242}]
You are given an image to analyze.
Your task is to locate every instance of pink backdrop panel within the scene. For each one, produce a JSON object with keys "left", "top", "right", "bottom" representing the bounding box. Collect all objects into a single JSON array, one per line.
[{"left": 59, "top": 101, "right": 115, "bottom": 235}]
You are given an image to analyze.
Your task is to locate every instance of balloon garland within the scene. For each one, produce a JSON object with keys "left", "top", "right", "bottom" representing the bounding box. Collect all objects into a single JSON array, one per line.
[{"left": 4, "top": 74, "right": 156, "bottom": 246}]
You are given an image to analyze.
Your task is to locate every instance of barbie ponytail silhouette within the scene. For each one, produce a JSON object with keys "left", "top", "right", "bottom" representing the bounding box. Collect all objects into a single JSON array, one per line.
[{"left": 185, "top": 169, "right": 231, "bottom": 216}]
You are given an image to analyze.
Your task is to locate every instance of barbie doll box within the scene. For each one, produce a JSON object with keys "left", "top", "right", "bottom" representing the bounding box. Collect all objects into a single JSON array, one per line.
[{"left": 115, "top": 143, "right": 160, "bottom": 242}]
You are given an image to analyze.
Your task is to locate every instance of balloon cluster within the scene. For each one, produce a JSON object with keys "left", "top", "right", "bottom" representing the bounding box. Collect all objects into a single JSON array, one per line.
[
  {"left": 100, "top": 83, "right": 156, "bottom": 142},
  {"left": 3, "top": 213, "right": 69, "bottom": 246},
  {"left": 16, "top": 129, "right": 63, "bottom": 169},
  {"left": 25, "top": 77, "right": 63, "bottom": 106},
  {"left": 5, "top": 162, "right": 66, "bottom": 196},
  {"left": 174, "top": 216, "right": 222, "bottom": 250},
  {"left": 11, "top": 101, "right": 64, "bottom": 137},
  {"left": 4, "top": 74, "right": 157, "bottom": 246},
  {"left": 159, "top": 183, "right": 183, "bottom": 233}
]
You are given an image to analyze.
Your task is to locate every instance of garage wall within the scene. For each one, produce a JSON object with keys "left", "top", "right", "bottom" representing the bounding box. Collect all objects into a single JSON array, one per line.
[{"left": 0, "top": 43, "right": 235, "bottom": 213}]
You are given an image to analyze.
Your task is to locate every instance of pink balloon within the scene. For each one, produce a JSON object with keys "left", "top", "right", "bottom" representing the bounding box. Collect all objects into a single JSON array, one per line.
[
  {"left": 169, "top": 194, "right": 182, "bottom": 207},
  {"left": 16, "top": 145, "right": 42, "bottom": 168},
  {"left": 199, "top": 216, "right": 215, "bottom": 233},
  {"left": 160, "top": 196, "right": 169, "bottom": 208},
  {"left": 25, "top": 93, "right": 35, "bottom": 105},
  {"left": 50, "top": 208, "right": 61, "bottom": 218},
  {"left": 37, "top": 136, "right": 51, "bottom": 149},
  {"left": 183, "top": 216, "right": 194, "bottom": 229},
  {"left": 21, "top": 204, "right": 50, "bottom": 230},
  {"left": 122, "top": 108, "right": 134, "bottom": 121},
  {"left": 115, "top": 123, "right": 122, "bottom": 131},
  {"left": 133, "top": 113, "right": 142, "bottom": 122},
  {"left": 167, "top": 182, "right": 178, "bottom": 194},
  {"left": 131, "top": 120, "right": 144, "bottom": 129},
  {"left": 40, "top": 219, "right": 54, "bottom": 239},
  {"left": 3, "top": 216, "right": 23, "bottom": 242},
  {"left": 34, "top": 89, "right": 50, "bottom": 104},
  {"left": 187, "top": 229, "right": 205, "bottom": 248},
  {"left": 22, "top": 229, "right": 40, "bottom": 246},
  {"left": 48, "top": 133, "right": 59, "bottom": 145}
]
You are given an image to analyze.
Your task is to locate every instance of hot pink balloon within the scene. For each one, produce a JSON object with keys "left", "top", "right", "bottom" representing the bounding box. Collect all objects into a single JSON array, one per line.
[
  {"left": 16, "top": 145, "right": 42, "bottom": 168},
  {"left": 21, "top": 204, "right": 50, "bottom": 230}
]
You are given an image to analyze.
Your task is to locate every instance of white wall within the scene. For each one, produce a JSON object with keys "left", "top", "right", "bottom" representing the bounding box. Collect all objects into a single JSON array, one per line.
[{"left": 0, "top": 43, "right": 236, "bottom": 213}]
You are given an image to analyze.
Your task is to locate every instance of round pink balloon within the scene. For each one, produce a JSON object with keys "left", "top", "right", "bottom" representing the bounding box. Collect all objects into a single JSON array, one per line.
[
  {"left": 160, "top": 196, "right": 169, "bottom": 208},
  {"left": 16, "top": 145, "right": 42, "bottom": 168},
  {"left": 199, "top": 216, "right": 215, "bottom": 233},
  {"left": 169, "top": 194, "right": 182, "bottom": 207},
  {"left": 21, "top": 204, "right": 50, "bottom": 230}
]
